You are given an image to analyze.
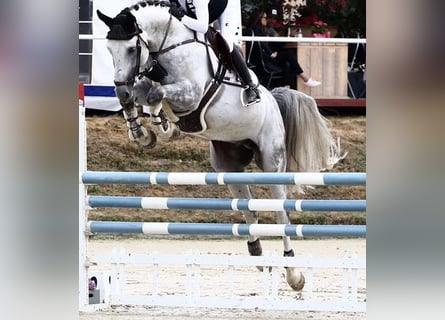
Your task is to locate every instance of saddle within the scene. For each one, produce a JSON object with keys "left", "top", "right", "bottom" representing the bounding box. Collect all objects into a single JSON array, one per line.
[
  {"left": 174, "top": 28, "right": 234, "bottom": 133},
  {"left": 205, "top": 27, "right": 234, "bottom": 71}
]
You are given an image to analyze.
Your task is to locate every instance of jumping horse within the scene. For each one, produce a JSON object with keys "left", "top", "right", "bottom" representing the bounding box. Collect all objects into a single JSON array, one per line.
[{"left": 97, "top": 0, "right": 345, "bottom": 291}]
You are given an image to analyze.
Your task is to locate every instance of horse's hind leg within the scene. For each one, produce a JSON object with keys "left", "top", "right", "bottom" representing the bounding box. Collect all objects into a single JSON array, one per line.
[
  {"left": 209, "top": 141, "right": 263, "bottom": 264},
  {"left": 270, "top": 185, "right": 305, "bottom": 291},
  {"left": 257, "top": 141, "right": 305, "bottom": 291}
]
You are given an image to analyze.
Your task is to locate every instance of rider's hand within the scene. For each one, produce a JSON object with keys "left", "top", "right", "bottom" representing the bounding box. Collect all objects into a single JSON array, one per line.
[{"left": 169, "top": 5, "right": 185, "bottom": 21}]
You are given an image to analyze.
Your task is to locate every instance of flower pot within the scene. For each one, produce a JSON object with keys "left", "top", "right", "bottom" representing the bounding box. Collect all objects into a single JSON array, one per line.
[{"left": 312, "top": 31, "right": 331, "bottom": 38}]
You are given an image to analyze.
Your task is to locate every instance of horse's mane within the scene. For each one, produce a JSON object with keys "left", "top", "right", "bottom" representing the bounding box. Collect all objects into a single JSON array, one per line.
[
  {"left": 120, "top": 0, "right": 194, "bottom": 41},
  {"left": 124, "top": 1, "right": 172, "bottom": 13},
  {"left": 122, "top": 1, "right": 191, "bottom": 34}
]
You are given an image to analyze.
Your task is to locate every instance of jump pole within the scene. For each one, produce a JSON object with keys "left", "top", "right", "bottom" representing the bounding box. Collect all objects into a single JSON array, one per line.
[
  {"left": 87, "top": 196, "right": 366, "bottom": 212},
  {"left": 87, "top": 221, "right": 366, "bottom": 238},
  {"left": 82, "top": 171, "right": 366, "bottom": 186}
]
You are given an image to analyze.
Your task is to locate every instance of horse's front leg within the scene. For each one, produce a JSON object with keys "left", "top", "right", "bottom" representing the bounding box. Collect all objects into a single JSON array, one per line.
[
  {"left": 117, "top": 80, "right": 156, "bottom": 148},
  {"left": 139, "top": 80, "right": 199, "bottom": 139},
  {"left": 119, "top": 100, "right": 156, "bottom": 148},
  {"left": 135, "top": 77, "right": 181, "bottom": 141},
  {"left": 144, "top": 102, "right": 180, "bottom": 140},
  {"left": 145, "top": 80, "right": 200, "bottom": 114}
]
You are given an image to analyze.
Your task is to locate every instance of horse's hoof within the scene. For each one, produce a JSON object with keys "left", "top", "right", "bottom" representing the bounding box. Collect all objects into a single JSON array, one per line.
[
  {"left": 154, "top": 121, "right": 180, "bottom": 141},
  {"left": 283, "top": 249, "right": 305, "bottom": 290},
  {"left": 139, "top": 129, "right": 157, "bottom": 148},
  {"left": 129, "top": 128, "right": 157, "bottom": 148},
  {"left": 247, "top": 239, "right": 262, "bottom": 256},
  {"left": 247, "top": 239, "right": 265, "bottom": 271},
  {"left": 286, "top": 270, "right": 305, "bottom": 291}
]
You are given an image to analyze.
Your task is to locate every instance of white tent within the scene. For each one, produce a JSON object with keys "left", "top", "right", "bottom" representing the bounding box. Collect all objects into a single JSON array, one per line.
[{"left": 85, "top": 0, "right": 132, "bottom": 111}]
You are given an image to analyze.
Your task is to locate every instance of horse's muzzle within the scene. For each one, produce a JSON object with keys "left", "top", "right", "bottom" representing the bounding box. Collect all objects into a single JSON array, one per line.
[{"left": 115, "top": 85, "right": 133, "bottom": 103}]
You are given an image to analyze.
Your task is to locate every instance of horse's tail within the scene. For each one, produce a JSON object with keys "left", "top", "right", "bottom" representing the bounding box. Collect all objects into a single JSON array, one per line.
[{"left": 271, "top": 87, "right": 346, "bottom": 173}]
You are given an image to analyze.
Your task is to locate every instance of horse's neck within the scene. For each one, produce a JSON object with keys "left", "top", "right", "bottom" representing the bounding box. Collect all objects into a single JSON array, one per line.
[
  {"left": 134, "top": 8, "right": 195, "bottom": 52},
  {"left": 133, "top": 6, "right": 215, "bottom": 90}
]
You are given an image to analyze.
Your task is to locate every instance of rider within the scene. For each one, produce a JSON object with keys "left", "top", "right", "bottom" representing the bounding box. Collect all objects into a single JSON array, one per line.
[{"left": 168, "top": 0, "right": 261, "bottom": 106}]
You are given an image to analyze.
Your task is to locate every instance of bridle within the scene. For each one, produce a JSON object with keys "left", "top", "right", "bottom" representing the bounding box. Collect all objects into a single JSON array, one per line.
[
  {"left": 112, "top": 13, "right": 207, "bottom": 134},
  {"left": 113, "top": 14, "right": 207, "bottom": 88},
  {"left": 113, "top": 35, "right": 151, "bottom": 87}
]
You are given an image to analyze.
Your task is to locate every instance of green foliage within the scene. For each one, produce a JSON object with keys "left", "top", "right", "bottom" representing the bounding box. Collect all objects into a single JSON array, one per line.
[
  {"left": 309, "top": 0, "right": 365, "bottom": 37},
  {"left": 240, "top": 0, "right": 366, "bottom": 37}
]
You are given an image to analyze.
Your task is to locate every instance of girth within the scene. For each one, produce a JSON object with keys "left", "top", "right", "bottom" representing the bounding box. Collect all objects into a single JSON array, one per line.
[{"left": 175, "top": 61, "right": 227, "bottom": 133}]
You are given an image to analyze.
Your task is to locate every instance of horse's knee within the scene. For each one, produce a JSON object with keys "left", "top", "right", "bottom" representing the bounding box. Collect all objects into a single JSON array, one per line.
[
  {"left": 146, "top": 86, "right": 164, "bottom": 105},
  {"left": 134, "top": 78, "right": 153, "bottom": 104}
]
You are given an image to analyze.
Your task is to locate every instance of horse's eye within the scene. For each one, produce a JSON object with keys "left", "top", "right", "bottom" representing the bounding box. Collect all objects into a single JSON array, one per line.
[{"left": 128, "top": 47, "right": 136, "bottom": 54}]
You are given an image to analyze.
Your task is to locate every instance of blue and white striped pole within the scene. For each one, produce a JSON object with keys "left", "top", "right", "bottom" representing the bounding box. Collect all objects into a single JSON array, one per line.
[
  {"left": 87, "top": 196, "right": 366, "bottom": 212},
  {"left": 87, "top": 221, "right": 366, "bottom": 238},
  {"left": 82, "top": 171, "right": 366, "bottom": 186}
]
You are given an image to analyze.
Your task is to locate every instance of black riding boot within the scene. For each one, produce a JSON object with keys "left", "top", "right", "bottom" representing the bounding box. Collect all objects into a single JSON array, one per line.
[{"left": 231, "top": 49, "right": 261, "bottom": 106}]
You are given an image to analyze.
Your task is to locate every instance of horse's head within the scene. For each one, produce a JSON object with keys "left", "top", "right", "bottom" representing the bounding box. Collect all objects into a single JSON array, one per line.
[{"left": 97, "top": 9, "right": 151, "bottom": 104}]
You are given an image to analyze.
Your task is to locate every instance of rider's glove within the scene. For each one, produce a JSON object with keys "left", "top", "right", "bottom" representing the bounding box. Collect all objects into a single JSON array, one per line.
[{"left": 169, "top": 5, "right": 185, "bottom": 21}]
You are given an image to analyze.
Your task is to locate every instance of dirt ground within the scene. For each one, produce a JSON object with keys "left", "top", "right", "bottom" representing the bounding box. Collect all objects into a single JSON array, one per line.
[{"left": 80, "top": 237, "right": 366, "bottom": 320}]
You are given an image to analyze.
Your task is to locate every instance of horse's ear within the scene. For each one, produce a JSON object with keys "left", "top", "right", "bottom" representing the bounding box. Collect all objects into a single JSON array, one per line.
[{"left": 97, "top": 10, "right": 113, "bottom": 27}]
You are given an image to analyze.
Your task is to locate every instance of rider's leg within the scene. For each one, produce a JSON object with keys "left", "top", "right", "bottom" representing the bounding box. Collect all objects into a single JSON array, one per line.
[
  {"left": 218, "top": 1, "right": 260, "bottom": 106},
  {"left": 231, "top": 48, "right": 261, "bottom": 106}
]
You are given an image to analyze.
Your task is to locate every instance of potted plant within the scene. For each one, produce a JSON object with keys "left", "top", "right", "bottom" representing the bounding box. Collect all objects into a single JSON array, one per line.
[{"left": 311, "top": 19, "right": 330, "bottom": 37}]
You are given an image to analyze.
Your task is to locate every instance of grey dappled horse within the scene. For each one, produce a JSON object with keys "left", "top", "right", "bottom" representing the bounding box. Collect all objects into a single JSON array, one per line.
[{"left": 97, "top": 1, "right": 345, "bottom": 291}]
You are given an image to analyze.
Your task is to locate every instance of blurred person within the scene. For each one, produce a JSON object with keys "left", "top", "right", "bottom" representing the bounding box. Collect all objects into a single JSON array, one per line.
[
  {"left": 245, "top": 9, "right": 321, "bottom": 89},
  {"left": 266, "top": 8, "right": 285, "bottom": 31}
]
